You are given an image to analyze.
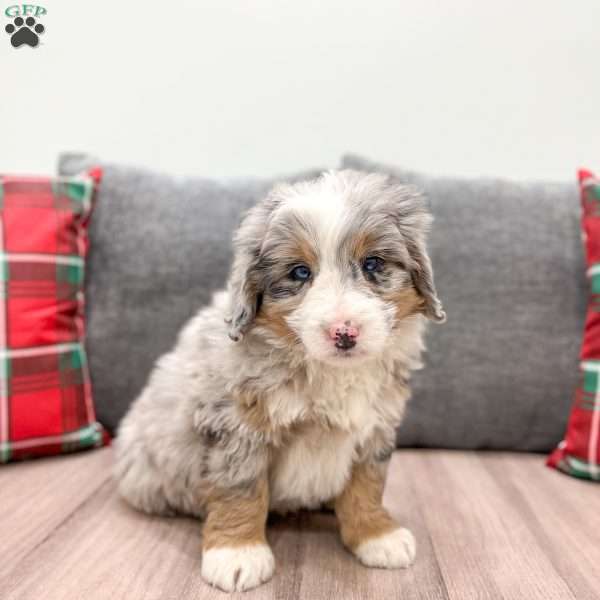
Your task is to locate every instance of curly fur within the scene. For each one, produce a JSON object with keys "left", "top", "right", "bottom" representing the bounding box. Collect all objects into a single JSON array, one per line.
[{"left": 114, "top": 170, "right": 444, "bottom": 592}]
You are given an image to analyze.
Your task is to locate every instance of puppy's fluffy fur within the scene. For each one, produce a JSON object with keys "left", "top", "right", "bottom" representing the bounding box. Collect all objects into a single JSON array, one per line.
[{"left": 114, "top": 170, "right": 445, "bottom": 592}]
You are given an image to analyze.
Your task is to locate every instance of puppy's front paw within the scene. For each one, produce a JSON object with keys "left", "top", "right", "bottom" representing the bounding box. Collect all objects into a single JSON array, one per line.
[
  {"left": 354, "top": 527, "right": 416, "bottom": 569},
  {"left": 201, "top": 543, "right": 275, "bottom": 592}
]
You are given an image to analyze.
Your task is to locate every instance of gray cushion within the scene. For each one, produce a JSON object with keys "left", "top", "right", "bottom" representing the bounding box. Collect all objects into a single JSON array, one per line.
[
  {"left": 58, "top": 154, "right": 323, "bottom": 433},
  {"left": 342, "top": 154, "right": 586, "bottom": 451}
]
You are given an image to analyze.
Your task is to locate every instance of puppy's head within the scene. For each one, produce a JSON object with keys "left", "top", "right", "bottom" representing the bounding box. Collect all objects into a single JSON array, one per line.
[{"left": 227, "top": 170, "right": 445, "bottom": 365}]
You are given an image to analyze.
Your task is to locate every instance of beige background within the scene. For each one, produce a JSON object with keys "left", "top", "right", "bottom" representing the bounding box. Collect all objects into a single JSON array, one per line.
[{"left": 1, "top": 0, "right": 599, "bottom": 180}]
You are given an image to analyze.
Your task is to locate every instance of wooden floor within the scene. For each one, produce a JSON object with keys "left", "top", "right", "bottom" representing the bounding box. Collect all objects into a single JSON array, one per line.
[{"left": 1, "top": 447, "right": 599, "bottom": 600}]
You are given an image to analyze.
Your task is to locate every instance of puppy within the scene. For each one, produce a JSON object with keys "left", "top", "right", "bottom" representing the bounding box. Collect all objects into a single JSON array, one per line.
[{"left": 114, "top": 170, "right": 445, "bottom": 592}]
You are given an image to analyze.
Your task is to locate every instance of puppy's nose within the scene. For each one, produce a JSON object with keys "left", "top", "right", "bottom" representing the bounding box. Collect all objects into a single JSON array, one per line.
[{"left": 328, "top": 321, "right": 359, "bottom": 350}]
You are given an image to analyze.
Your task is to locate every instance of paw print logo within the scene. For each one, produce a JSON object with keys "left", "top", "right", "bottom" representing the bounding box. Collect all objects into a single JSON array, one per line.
[{"left": 5, "top": 16, "right": 45, "bottom": 48}]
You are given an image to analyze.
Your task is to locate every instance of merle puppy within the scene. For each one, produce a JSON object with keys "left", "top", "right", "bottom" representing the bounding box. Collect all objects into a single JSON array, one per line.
[{"left": 114, "top": 170, "right": 445, "bottom": 592}]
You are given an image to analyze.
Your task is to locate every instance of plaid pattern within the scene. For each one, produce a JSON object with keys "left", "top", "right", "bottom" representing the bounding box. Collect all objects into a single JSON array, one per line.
[
  {"left": 0, "top": 172, "right": 106, "bottom": 463},
  {"left": 548, "top": 169, "right": 600, "bottom": 480}
]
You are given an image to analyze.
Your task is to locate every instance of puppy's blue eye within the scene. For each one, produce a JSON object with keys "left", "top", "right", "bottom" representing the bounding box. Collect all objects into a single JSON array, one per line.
[
  {"left": 363, "top": 256, "right": 384, "bottom": 273},
  {"left": 290, "top": 265, "right": 311, "bottom": 281}
]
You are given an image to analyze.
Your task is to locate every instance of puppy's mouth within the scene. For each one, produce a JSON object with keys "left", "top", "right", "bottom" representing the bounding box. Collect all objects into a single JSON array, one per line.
[{"left": 318, "top": 345, "right": 371, "bottom": 366}]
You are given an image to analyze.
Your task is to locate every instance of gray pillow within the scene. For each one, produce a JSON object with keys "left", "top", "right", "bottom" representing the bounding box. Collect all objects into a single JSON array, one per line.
[
  {"left": 58, "top": 154, "right": 324, "bottom": 433},
  {"left": 342, "top": 154, "right": 586, "bottom": 451}
]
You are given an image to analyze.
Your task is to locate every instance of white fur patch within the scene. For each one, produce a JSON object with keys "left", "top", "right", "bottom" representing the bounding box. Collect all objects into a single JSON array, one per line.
[
  {"left": 201, "top": 544, "right": 275, "bottom": 592},
  {"left": 354, "top": 528, "right": 416, "bottom": 569},
  {"left": 269, "top": 426, "right": 357, "bottom": 512}
]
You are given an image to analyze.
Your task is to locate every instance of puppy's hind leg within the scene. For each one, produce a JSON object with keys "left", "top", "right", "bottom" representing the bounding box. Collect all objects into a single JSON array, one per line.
[
  {"left": 201, "top": 476, "right": 275, "bottom": 593},
  {"left": 113, "top": 430, "right": 176, "bottom": 517}
]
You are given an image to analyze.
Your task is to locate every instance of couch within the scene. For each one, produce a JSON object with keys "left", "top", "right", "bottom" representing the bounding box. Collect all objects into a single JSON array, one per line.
[{"left": 1, "top": 154, "right": 598, "bottom": 600}]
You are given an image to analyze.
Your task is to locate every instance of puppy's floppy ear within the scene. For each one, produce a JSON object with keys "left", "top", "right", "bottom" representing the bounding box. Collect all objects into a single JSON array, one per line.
[
  {"left": 389, "top": 181, "right": 446, "bottom": 324},
  {"left": 406, "top": 233, "right": 446, "bottom": 323},
  {"left": 227, "top": 195, "right": 280, "bottom": 341}
]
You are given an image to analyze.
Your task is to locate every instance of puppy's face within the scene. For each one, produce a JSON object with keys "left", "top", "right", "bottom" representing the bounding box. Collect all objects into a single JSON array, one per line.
[{"left": 228, "top": 171, "right": 444, "bottom": 365}]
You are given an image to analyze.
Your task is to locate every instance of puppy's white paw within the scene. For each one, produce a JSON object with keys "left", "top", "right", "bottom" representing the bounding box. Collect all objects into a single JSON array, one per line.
[
  {"left": 201, "top": 543, "right": 275, "bottom": 592},
  {"left": 355, "top": 527, "right": 416, "bottom": 569}
]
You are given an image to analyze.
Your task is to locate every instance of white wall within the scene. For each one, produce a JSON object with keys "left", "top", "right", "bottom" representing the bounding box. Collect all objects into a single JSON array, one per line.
[{"left": 1, "top": 0, "right": 599, "bottom": 181}]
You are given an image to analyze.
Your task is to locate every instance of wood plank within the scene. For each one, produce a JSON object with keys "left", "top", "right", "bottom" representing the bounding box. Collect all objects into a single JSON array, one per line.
[
  {"left": 2, "top": 449, "right": 447, "bottom": 600},
  {"left": 483, "top": 453, "right": 600, "bottom": 600},
  {"left": 0, "top": 447, "right": 112, "bottom": 583},
  {"left": 4, "top": 478, "right": 207, "bottom": 600},
  {"left": 401, "top": 450, "right": 578, "bottom": 600},
  {"left": 5, "top": 448, "right": 594, "bottom": 600},
  {"left": 292, "top": 451, "right": 449, "bottom": 600}
]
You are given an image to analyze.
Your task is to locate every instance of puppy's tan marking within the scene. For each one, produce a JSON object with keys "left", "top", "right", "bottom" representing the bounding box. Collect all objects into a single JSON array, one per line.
[
  {"left": 349, "top": 229, "right": 379, "bottom": 263},
  {"left": 334, "top": 460, "right": 398, "bottom": 551},
  {"left": 203, "top": 477, "right": 269, "bottom": 550},
  {"left": 290, "top": 230, "right": 319, "bottom": 267},
  {"left": 264, "top": 220, "right": 319, "bottom": 272},
  {"left": 255, "top": 231, "right": 317, "bottom": 343},
  {"left": 385, "top": 286, "right": 425, "bottom": 322},
  {"left": 236, "top": 390, "right": 281, "bottom": 438},
  {"left": 255, "top": 298, "right": 299, "bottom": 343}
]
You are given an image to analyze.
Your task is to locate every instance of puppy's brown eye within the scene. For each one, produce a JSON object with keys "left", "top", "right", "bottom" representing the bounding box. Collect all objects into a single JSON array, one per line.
[{"left": 363, "top": 256, "right": 384, "bottom": 273}]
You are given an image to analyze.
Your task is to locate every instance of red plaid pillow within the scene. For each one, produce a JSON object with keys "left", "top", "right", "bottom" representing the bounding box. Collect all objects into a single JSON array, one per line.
[
  {"left": 0, "top": 171, "right": 106, "bottom": 462},
  {"left": 548, "top": 169, "right": 600, "bottom": 480}
]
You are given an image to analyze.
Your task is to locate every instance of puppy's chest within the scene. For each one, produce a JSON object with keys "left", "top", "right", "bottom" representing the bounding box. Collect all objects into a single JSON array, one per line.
[
  {"left": 264, "top": 366, "right": 383, "bottom": 512},
  {"left": 268, "top": 425, "right": 359, "bottom": 512},
  {"left": 267, "top": 364, "right": 384, "bottom": 431}
]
